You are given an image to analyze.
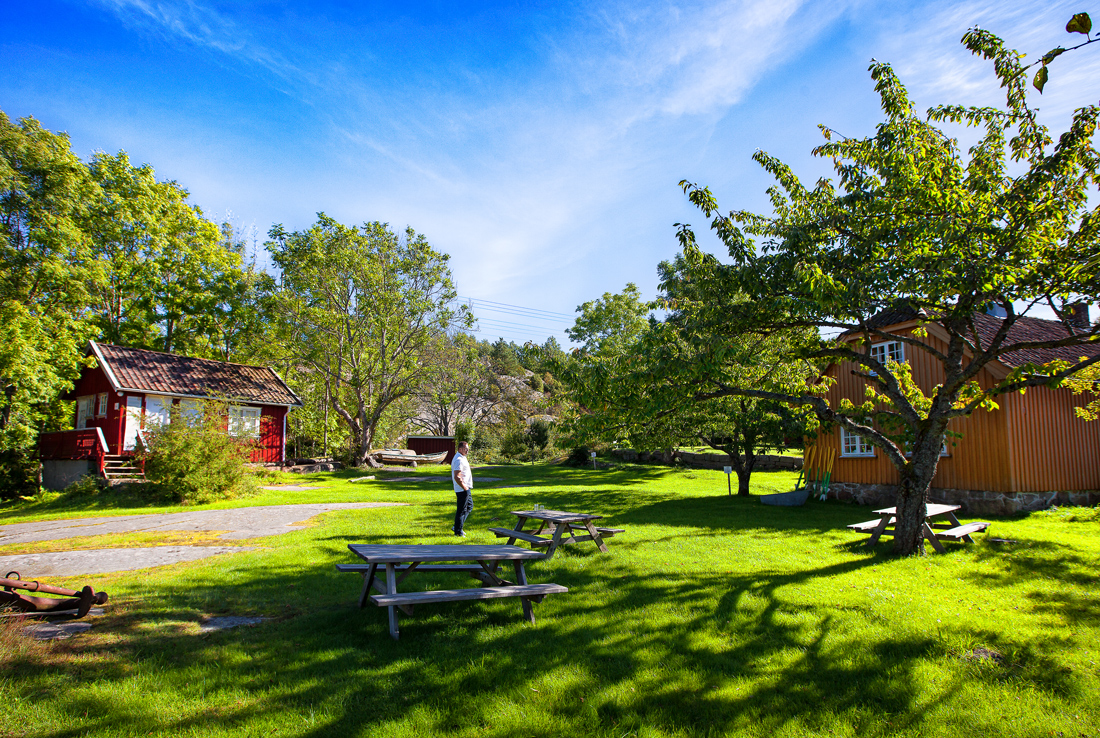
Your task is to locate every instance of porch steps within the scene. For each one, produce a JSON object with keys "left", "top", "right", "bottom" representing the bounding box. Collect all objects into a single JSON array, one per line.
[{"left": 103, "top": 455, "right": 146, "bottom": 485}]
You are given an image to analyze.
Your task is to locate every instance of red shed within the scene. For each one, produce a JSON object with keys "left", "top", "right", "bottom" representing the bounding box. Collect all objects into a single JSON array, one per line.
[
  {"left": 406, "top": 435, "right": 457, "bottom": 464},
  {"left": 41, "top": 342, "right": 302, "bottom": 488}
]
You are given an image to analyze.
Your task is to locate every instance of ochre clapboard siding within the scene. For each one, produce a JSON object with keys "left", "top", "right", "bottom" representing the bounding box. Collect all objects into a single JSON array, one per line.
[{"left": 814, "top": 325, "right": 1100, "bottom": 493}]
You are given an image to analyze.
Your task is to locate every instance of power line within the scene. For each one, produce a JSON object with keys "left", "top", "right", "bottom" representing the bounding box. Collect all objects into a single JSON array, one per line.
[
  {"left": 474, "top": 316, "right": 572, "bottom": 334},
  {"left": 455, "top": 296, "right": 576, "bottom": 321}
]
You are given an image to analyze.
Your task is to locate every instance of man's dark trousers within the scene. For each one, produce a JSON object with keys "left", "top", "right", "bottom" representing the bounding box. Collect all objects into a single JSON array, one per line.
[{"left": 454, "top": 489, "right": 473, "bottom": 534}]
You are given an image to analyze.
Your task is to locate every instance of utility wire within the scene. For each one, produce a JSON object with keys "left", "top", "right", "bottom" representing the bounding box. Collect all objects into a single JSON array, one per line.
[{"left": 457, "top": 296, "right": 576, "bottom": 321}]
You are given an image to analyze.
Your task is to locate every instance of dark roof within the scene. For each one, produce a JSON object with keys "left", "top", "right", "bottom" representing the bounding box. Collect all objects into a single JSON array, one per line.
[
  {"left": 850, "top": 306, "right": 1100, "bottom": 368},
  {"left": 91, "top": 342, "right": 302, "bottom": 406},
  {"left": 971, "top": 312, "right": 1100, "bottom": 367}
]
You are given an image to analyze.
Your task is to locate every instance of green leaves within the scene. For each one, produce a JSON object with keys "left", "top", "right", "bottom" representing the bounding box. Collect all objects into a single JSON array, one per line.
[
  {"left": 1032, "top": 64, "right": 1049, "bottom": 93},
  {"left": 1066, "top": 12, "right": 1092, "bottom": 35}
]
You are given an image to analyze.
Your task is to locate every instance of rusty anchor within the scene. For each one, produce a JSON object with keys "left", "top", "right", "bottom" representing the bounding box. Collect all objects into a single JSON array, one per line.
[{"left": 0, "top": 572, "right": 108, "bottom": 618}]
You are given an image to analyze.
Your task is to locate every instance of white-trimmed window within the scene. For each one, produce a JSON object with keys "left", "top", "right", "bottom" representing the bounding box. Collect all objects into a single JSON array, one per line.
[
  {"left": 841, "top": 428, "right": 875, "bottom": 457},
  {"left": 871, "top": 340, "right": 904, "bottom": 365},
  {"left": 228, "top": 406, "right": 262, "bottom": 439},
  {"left": 96, "top": 393, "right": 108, "bottom": 417},
  {"left": 179, "top": 400, "right": 204, "bottom": 426}
]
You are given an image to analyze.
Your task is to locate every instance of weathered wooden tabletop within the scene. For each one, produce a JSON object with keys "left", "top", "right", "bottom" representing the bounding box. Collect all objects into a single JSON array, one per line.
[
  {"left": 871, "top": 503, "right": 961, "bottom": 517},
  {"left": 348, "top": 543, "right": 545, "bottom": 563},
  {"left": 509, "top": 509, "right": 604, "bottom": 524}
]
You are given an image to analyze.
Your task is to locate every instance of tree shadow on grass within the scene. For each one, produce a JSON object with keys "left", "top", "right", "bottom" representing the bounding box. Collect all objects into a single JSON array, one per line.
[{"left": 15, "top": 547, "right": 1078, "bottom": 738}]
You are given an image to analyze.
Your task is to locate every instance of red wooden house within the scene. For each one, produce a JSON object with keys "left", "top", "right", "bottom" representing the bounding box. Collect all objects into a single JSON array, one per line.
[
  {"left": 813, "top": 305, "right": 1100, "bottom": 514},
  {"left": 40, "top": 341, "right": 302, "bottom": 489}
]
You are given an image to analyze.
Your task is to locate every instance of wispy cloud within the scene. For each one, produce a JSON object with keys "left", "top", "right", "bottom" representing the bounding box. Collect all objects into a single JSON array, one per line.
[{"left": 90, "top": 0, "right": 303, "bottom": 83}]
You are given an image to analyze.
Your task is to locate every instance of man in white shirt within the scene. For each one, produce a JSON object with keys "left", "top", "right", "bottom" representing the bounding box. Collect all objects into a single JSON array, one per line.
[{"left": 450, "top": 441, "right": 473, "bottom": 537}]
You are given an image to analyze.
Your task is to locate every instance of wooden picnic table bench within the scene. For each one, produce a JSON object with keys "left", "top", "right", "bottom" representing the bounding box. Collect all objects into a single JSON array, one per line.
[
  {"left": 490, "top": 509, "right": 624, "bottom": 557},
  {"left": 849, "top": 504, "right": 991, "bottom": 552},
  {"left": 340, "top": 544, "right": 567, "bottom": 640}
]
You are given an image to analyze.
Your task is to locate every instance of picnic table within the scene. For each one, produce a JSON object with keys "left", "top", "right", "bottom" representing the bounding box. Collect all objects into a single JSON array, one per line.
[
  {"left": 847, "top": 503, "right": 990, "bottom": 553},
  {"left": 338, "top": 544, "right": 567, "bottom": 640},
  {"left": 488, "top": 509, "right": 625, "bottom": 556}
]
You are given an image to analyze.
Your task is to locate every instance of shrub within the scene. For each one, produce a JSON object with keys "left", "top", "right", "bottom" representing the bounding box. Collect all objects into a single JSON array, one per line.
[
  {"left": 525, "top": 419, "right": 553, "bottom": 456},
  {"left": 500, "top": 427, "right": 528, "bottom": 459},
  {"left": 455, "top": 420, "right": 474, "bottom": 445},
  {"left": 140, "top": 401, "right": 259, "bottom": 505},
  {"left": 63, "top": 474, "right": 105, "bottom": 497},
  {"left": 566, "top": 446, "right": 591, "bottom": 467},
  {"left": 0, "top": 449, "right": 39, "bottom": 501},
  {"left": 527, "top": 374, "right": 544, "bottom": 392}
]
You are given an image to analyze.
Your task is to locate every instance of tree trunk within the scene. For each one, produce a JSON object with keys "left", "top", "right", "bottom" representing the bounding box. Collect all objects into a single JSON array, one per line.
[
  {"left": 891, "top": 438, "right": 941, "bottom": 555},
  {"left": 736, "top": 468, "right": 751, "bottom": 496}
]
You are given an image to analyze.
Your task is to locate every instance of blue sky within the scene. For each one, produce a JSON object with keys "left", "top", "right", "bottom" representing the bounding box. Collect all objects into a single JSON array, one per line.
[{"left": 3, "top": 0, "right": 1097, "bottom": 344}]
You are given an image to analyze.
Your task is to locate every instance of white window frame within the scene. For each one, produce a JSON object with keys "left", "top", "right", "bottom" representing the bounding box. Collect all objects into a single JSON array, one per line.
[
  {"left": 179, "top": 400, "right": 204, "bottom": 427},
  {"left": 871, "top": 340, "right": 905, "bottom": 365},
  {"left": 228, "top": 406, "right": 262, "bottom": 439},
  {"left": 96, "top": 393, "right": 108, "bottom": 417},
  {"left": 840, "top": 428, "right": 875, "bottom": 457}
]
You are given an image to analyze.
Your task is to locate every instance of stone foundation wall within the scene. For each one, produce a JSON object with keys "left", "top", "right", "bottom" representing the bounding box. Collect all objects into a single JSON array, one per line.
[
  {"left": 610, "top": 448, "right": 802, "bottom": 472},
  {"left": 41, "top": 459, "right": 94, "bottom": 491},
  {"left": 828, "top": 482, "right": 1100, "bottom": 516}
]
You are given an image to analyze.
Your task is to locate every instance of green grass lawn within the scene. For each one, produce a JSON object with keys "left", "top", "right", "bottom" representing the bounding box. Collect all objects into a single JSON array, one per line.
[{"left": 2, "top": 464, "right": 1098, "bottom": 737}]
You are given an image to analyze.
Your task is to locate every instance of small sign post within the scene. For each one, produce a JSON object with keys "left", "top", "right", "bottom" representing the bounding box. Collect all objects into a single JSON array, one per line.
[
  {"left": 590, "top": 451, "right": 597, "bottom": 470},
  {"left": 723, "top": 466, "right": 732, "bottom": 498}
]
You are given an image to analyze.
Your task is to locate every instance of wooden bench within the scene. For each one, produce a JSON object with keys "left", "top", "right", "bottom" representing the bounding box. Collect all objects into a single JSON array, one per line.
[
  {"left": 847, "top": 518, "right": 894, "bottom": 532},
  {"left": 336, "top": 563, "right": 484, "bottom": 574},
  {"left": 935, "top": 521, "right": 991, "bottom": 541},
  {"left": 595, "top": 527, "right": 625, "bottom": 536},
  {"left": 488, "top": 527, "right": 553, "bottom": 546},
  {"left": 370, "top": 583, "right": 567, "bottom": 609}
]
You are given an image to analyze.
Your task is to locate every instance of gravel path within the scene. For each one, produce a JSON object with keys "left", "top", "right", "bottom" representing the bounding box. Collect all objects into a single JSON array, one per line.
[
  {"left": 0, "top": 502, "right": 406, "bottom": 577},
  {"left": 0, "top": 502, "right": 403, "bottom": 545},
  {"left": 0, "top": 546, "right": 255, "bottom": 577}
]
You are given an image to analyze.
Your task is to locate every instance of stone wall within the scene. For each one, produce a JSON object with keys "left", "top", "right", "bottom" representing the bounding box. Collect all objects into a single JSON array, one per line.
[
  {"left": 41, "top": 459, "right": 94, "bottom": 491},
  {"left": 828, "top": 482, "right": 1100, "bottom": 516},
  {"left": 610, "top": 448, "right": 802, "bottom": 472}
]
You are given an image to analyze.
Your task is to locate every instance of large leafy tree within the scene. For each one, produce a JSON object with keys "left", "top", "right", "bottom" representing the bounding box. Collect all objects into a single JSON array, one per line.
[
  {"left": 0, "top": 112, "right": 101, "bottom": 495},
  {"left": 84, "top": 151, "right": 242, "bottom": 355},
  {"left": 267, "top": 214, "right": 468, "bottom": 465},
  {"left": 673, "top": 19, "right": 1100, "bottom": 554},
  {"left": 558, "top": 268, "right": 815, "bottom": 494},
  {"left": 412, "top": 333, "right": 502, "bottom": 436},
  {"left": 566, "top": 282, "right": 650, "bottom": 357}
]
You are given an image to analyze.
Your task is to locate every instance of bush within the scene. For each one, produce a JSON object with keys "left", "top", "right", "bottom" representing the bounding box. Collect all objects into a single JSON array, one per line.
[
  {"left": 140, "top": 402, "right": 259, "bottom": 505},
  {"left": 500, "top": 427, "right": 528, "bottom": 459},
  {"left": 527, "top": 374, "right": 544, "bottom": 392},
  {"left": 566, "top": 446, "right": 592, "bottom": 467},
  {"left": 63, "top": 474, "right": 105, "bottom": 497},
  {"left": 455, "top": 420, "right": 474, "bottom": 445},
  {"left": 525, "top": 419, "right": 553, "bottom": 456},
  {"left": 0, "top": 449, "right": 39, "bottom": 500}
]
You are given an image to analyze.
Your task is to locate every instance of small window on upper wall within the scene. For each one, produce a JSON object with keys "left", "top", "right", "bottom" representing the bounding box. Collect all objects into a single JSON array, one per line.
[
  {"left": 871, "top": 340, "right": 905, "bottom": 365},
  {"left": 840, "top": 428, "right": 875, "bottom": 457},
  {"left": 96, "top": 393, "right": 108, "bottom": 417}
]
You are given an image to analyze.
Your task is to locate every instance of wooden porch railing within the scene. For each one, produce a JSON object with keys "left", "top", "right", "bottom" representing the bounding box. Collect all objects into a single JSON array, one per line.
[{"left": 38, "top": 428, "right": 109, "bottom": 477}]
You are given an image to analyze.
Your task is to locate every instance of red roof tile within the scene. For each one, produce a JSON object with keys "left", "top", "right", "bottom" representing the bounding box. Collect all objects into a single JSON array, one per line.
[{"left": 91, "top": 342, "right": 302, "bottom": 406}]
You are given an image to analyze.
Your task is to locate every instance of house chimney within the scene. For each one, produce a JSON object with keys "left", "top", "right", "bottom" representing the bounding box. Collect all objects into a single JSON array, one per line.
[{"left": 1065, "top": 302, "right": 1090, "bottom": 330}]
